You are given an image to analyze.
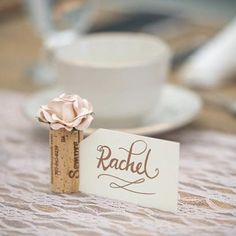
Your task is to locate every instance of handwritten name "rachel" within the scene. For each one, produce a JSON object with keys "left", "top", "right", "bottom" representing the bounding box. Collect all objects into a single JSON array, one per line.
[{"left": 96, "top": 140, "right": 159, "bottom": 179}]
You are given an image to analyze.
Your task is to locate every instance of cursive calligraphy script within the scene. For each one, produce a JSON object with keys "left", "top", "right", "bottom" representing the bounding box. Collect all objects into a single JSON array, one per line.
[{"left": 96, "top": 140, "right": 159, "bottom": 194}]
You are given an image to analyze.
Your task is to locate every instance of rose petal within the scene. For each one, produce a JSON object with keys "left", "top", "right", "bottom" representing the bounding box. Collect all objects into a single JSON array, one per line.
[
  {"left": 41, "top": 109, "right": 54, "bottom": 123},
  {"left": 81, "top": 99, "right": 93, "bottom": 113},
  {"left": 65, "top": 126, "right": 73, "bottom": 131},
  {"left": 38, "top": 110, "right": 47, "bottom": 122},
  {"left": 59, "top": 93, "right": 66, "bottom": 99},
  {"left": 51, "top": 114, "right": 76, "bottom": 129},
  {"left": 81, "top": 110, "right": 92, "bottom": 117},
  {"left": 50, "top": 123, "right": 65, "bottom": 130},
  {"left": 60, "top": 94, "right": 79, "bottom": 102},
  {"left": 51, "top": 113, "right": 64, "bottom": 123},
  {"left": 41, "top": 105, "right": 48, "bottom": 110},
  {"left": 50, "top": 122, "right": 73, "bottom": 131},
  {"left": 75, "top": 115, "right": 93, "bottom": 130},
  {"left": 68, "top": 117, "right": 83, "bottom": 127},
  {"left": 81, "top": 99, "right": 89, "bottom": 108},
  {"left": 48, "top": 101, "right": 63, "bottom": 119},
  {"left": 73, "top": 96, "right": 83, "bottom": 114},
  {"left": 88, "top": 103, "right": 93, "bottom": 113},
  {"left": 62, "top": 102, "right": 76, "bottom": 122}
]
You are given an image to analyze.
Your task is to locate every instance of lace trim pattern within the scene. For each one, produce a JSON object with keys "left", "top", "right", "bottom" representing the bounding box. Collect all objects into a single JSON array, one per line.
[{"left": 0, "top": 91, "right": 235, "bottom": 235}]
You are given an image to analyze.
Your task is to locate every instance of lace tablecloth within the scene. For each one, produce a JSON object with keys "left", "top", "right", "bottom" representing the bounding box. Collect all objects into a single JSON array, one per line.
[{"left": 0, "top": 91, "right": 235, "bottom": 236}]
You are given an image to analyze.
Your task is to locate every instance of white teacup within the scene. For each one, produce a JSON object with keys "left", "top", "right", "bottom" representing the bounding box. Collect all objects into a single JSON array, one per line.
[{"left": 55, "top": 33, "right": 171, "bottom": 126}]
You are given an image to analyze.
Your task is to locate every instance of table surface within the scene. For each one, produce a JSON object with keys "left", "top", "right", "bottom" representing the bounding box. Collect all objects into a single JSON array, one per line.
[
  {"left": 0, "top": 12, "right": 236, "bottom": 236},
  {"left": 0, "top": 91, "right": 235, "bottom": 236}
]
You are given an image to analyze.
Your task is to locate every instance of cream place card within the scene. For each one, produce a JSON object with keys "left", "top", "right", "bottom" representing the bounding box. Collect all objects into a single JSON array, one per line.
[{"left": 80, "top": 129, "right": 179, "bottom": 213}]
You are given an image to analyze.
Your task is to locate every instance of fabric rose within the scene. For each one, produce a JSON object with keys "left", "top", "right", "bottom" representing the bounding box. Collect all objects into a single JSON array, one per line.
[{"left": 37, "top": 94, "right": 93, "bottom": 131}]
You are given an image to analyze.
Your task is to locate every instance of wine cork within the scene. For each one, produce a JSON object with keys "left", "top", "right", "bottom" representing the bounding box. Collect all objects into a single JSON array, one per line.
[{"left": 49, "top": 128, "right": 83, "bottom": 193}]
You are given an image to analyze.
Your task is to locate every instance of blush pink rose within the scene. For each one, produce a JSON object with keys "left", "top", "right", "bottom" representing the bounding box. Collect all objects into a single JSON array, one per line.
[{"left": 38, "top": 93, "right": 93, "bottom": 131}]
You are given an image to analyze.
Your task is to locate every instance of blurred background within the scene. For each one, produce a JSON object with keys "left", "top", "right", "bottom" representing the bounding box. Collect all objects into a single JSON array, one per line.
[{"left": 0, "top": 0, "right": 236, "bottom": 133}]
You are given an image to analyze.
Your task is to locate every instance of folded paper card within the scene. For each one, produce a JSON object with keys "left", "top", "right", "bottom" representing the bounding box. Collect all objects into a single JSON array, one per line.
[{"left": 80, "top": 129, "right": 179, "bottom": 213}]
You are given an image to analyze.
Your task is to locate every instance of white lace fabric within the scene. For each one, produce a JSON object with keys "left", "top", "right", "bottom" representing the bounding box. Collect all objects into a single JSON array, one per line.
[{"left": 0, "top": 91, "right": 235, "bottom": 236}]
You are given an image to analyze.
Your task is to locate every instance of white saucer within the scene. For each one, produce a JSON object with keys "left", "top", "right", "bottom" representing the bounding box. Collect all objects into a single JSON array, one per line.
[{"left": 24, "top": 84, "right": 202, "bottom": 136}]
